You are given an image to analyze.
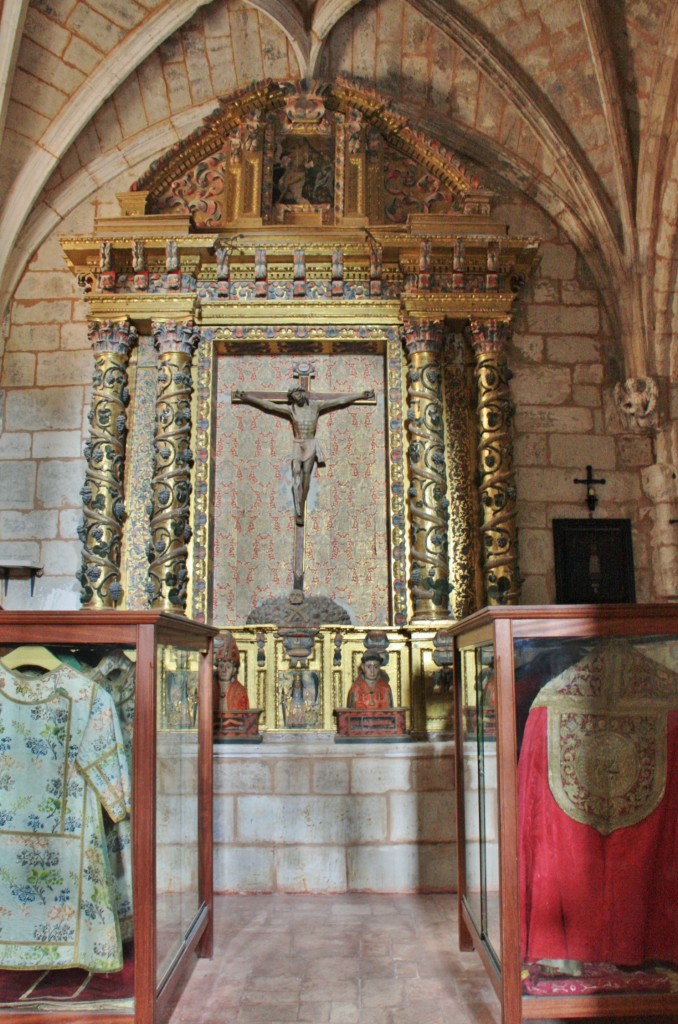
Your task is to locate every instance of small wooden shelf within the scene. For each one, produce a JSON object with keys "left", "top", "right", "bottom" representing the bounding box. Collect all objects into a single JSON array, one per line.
[{"left": 0, "top": 559, "right": 44, "bottom": 596}]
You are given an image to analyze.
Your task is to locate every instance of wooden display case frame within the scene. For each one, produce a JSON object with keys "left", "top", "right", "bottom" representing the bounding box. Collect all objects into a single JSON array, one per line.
[
  {"left": 450, "top": 603, "right": 678, "bottom": 1024},
  {"left": 0, "top": 611, "right": 217, "bottom": 1024}
]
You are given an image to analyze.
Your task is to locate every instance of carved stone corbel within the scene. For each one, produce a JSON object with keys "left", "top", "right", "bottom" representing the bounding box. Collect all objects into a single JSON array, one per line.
[{"left": 614, "top": 376, "right": 659, "bottom": 432}]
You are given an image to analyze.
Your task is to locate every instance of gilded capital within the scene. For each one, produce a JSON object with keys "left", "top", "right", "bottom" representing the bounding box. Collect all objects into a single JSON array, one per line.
[
  {"left": 88, "top": 318, "right": 137, "bottom": 356},
  {"left": 403, "top": 318, "right": 445, "bottom": 356},
  {"left": 466, "top": 318, "right": 512, "bottom": 354},
  {"left": 152, "top": 319, "right": 201, "bottom": 355}
]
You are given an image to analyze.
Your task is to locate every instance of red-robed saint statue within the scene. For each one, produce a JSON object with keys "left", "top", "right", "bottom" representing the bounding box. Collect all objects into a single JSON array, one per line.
[
  {"left": 215, "top": 634, "right": 249, "bottom": 712},
  {"left": 347, "top": 652, "right": 393, "bottom": 709}
]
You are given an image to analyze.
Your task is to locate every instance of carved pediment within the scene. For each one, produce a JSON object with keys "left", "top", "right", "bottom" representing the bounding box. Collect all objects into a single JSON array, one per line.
[{"left": 129, "top": 79, "right": 484, "bottom": 231}]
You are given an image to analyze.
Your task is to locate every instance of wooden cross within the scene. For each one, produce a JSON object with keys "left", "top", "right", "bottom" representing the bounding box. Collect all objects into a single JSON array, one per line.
[
  {"left": 232, "top": 362, "right": 375, "bottom": 596},
  {"left": 574, "top": 465, "right": 606, "bottom": 517},
  {"left": 231, "top": 361, "right": 375, "bottom": 408}
]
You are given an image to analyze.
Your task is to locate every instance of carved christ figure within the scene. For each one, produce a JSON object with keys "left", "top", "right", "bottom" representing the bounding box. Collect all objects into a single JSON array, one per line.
[{"left": 233, "top": 384, "right": 374, "bottom": 525}]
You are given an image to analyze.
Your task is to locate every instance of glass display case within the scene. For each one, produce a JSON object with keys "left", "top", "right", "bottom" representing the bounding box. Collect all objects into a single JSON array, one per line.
[
  {"left": 0, "top": 611, "right": 216, "bottom": 1024},
  {"left": 452, "top": 604, "right": 678, "bottom": 1023}
]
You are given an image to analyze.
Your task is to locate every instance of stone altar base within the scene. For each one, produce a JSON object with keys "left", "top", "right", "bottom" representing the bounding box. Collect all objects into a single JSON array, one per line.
[
  {"left": 333, "top": 707, "right": 409, "bottom": 741},
  {"left": 212, "top": 733, "right": 456, "bottom": 893}
]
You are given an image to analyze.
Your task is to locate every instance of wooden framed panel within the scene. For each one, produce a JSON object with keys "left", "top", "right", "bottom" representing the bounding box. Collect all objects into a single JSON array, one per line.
[{"left": 553, "top": 518, "right": 636, "bottom": 604}]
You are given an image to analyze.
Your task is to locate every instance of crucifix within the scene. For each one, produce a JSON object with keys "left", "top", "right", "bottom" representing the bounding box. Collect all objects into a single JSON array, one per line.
[
  {"left": 574, "top": 464, "right": 606, "bottom": 517},
  {"left": 232, "top": 362, "right": 375, "bottom": 598}
]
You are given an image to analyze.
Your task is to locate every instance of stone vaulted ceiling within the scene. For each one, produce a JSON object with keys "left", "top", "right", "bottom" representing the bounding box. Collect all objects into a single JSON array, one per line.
[{"left": 0, "top": 0, "right": 676, "bottom": 379}]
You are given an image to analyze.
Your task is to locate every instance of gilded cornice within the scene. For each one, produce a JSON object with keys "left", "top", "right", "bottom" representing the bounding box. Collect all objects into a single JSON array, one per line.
[
  {"left": 206, "top": 299, "right": 400, "bottom": 326},
  {"left": 61, "top": 234, "right": 218, "bottom": 278},
  {"left": 87, "top": 296, "right": 200, "bottom": 333},
  {"left": 401, "top": 295, "right": 516, "bottom": 322},
  {"left": 129, "top": 78, "right": 479, "bottom": 205},
  {"left": 132, "top": 80, "right": 288, "bottom": 201}
]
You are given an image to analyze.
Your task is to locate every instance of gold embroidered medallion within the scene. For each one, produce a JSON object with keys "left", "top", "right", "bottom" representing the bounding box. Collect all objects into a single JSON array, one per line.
[
  {"left": 548, "top": 710, "right": 665, "bottom": 834},
  {"left": 531, "top": 639, "right": 678, "bottom": 835}
]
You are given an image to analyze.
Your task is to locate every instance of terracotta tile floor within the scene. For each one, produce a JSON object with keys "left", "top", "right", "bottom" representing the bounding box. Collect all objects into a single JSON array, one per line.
[
  {"left": 168, "top": 893, "right": 498, "bottom": 1024},
  {"left": 169, "top": 893, "right": 498, "bottom": 1024}
]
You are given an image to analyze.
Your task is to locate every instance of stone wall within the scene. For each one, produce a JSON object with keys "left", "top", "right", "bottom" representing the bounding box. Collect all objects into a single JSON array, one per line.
[
  {"left": 212, "top": 736, "right": 456, "bottom": 893},
  {"left": 495, "top": 196, "right": 658, "bottom": 603},
  {"left": 0, "top": 220, "right": 90, "bottom": 609}
]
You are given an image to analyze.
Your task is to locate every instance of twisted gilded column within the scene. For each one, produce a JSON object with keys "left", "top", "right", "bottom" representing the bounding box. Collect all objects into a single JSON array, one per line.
[
  {"left": 403, "top": 319, "right": 451, "bottom": 621},
  {"left": 78, "top": 318, "right": 137, "bottom": 607},
  {"left": 442, "top": 331, "right": 482, "bottom": 619},
  {"left": 468, "top": 319, "right": 521, "bottom": 604},
  {"left": 147, "top": 319, "right": 200, "bottom": 612}
]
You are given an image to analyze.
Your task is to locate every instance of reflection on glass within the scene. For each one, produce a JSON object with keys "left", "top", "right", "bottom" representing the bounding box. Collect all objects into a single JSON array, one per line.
[
  {"left": 479, "top": 665, "right": 500, "bottom": 963},
  {"left": 515, "top": 635, "right": 678, "bottom": 998},
  {"left": 460, "top": 643, "right": 501, "bottom": 965},
  {"left": 156, "top": 645, "right": 201, "bottom": 987},
  {"left": 461, "top": 648, "right": 482, "bottom": 934}
]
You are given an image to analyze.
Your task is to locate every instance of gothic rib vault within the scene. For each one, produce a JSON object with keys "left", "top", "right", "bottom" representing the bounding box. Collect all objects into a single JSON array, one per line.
[{"left": 0, "top": 0, "right": 676, "bottom": 388}]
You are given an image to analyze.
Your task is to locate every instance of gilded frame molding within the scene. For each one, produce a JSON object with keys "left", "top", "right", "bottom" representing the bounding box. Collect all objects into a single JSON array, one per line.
[{"left": 188, "top": 317, "right": 409, "bottom": 628}]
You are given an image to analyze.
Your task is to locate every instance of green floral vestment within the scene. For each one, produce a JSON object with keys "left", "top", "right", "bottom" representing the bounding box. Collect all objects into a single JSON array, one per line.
[{"left": 0, "top": 662, "right": 131, "bottom": 972}]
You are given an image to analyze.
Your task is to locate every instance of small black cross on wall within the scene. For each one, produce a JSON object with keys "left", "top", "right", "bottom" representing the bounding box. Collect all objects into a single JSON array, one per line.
[{"left": 574, "top": 465, "right": 606, "bottom": 517}]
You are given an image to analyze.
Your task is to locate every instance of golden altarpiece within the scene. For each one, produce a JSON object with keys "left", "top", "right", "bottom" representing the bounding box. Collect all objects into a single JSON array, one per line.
[{"left": 60, "top": 79, "right": 540, "bottom": 736}]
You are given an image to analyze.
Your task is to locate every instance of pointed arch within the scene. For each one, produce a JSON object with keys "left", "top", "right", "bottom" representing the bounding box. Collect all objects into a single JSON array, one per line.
[{"left": 0, "top": 0, "right": 214, "bottom": 317}]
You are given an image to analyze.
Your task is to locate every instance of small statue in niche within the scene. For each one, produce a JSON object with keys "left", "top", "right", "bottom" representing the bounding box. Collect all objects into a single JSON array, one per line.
[
  {"left": 347, "top": 652, "right": 394, "bottom": 709},
  {"left": 99, "top": 239, "right": 112, "bottom": 272},
  {"left": 280, "top": 668, "right": 320, "bottom": 727},
  {"left": 131, "top": 239, "right": 145, "bottom": 273},
  {"left": 243, "top": 110, "right": 261, "bottom": 151},
  {"left": 215, "top": 634, "right": 249, "bottom": 712}
]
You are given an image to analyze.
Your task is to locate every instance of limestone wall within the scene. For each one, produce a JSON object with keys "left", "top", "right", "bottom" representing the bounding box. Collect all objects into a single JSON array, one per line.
[
  {"left": 495, "top": 196, "right": 662, "bottom": 603},
  {"left": 0, "top": 222, "right": 90, "bottom": 609},
  {"left": 212, "top": 737, "right": 456, "bottom": 893}
]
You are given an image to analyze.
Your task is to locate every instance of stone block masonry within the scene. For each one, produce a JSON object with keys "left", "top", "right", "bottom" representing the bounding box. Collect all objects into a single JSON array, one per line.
[
  {"left": 212, "top": 737, "right": 456, "bottom": 894},
  {"left": 505, "top": 195, "right": 660, "bottom": 604},
  {"left": 0, "top": 247, "right": 88, "bottom": 610}
]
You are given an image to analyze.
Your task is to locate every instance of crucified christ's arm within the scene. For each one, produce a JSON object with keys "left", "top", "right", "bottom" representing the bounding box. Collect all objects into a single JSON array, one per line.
[
  {"left": 233, "top": 390, "right": 292, "bottom": 418},
  {"left": 317, "top": 389, "right": 374, "bottom": 414}
]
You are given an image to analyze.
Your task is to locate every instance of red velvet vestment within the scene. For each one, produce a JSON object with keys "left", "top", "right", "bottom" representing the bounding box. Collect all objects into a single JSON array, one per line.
[{"left": 518, "top": 642, "right": 678, "bottom": 967}]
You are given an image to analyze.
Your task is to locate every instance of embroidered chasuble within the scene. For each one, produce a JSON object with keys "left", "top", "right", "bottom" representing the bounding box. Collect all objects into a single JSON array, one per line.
[
  {"left": 0, "top": 662, "right": 131, "bottom": 972},
  {"left": 518, "top": 640, "right": 678, "bottom": 966}
]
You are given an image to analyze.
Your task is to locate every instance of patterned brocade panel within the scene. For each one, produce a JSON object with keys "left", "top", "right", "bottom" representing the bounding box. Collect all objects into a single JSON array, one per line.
[{"left": 212, "top": 353, "right": 388, "bottom": 625}]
